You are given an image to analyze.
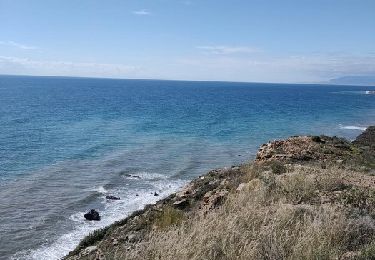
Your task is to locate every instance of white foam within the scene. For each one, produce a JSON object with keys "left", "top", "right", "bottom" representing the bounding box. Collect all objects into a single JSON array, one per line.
[
  {"left": 13, "top": 177, "right": 186, "bottom": 260},
  {"left": 89, "top": 186, "right": 108, "bottom": 195},
  {"left": 136, "top": 171, "right": 167, "bottom": 180},
  {"left": 122, "top": 171, "right": 168, "bottom": 180},
  {"left": 339, "top": 125, "right": 367, "bottom": 131}
]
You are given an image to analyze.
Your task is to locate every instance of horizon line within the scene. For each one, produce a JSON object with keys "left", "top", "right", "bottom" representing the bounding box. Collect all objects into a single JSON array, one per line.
[{"left": 0, "top": 73, "right": 372, "bottom": 87}]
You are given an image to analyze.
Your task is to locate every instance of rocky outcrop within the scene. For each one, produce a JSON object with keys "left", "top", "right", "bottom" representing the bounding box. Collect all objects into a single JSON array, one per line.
[
  {"left": 106, "top": 195, "right": 120, "bottom": 200},
  {"left": 84, "top": 209, "right": 101, "bottom": 221},
  {"left": 255, "top": 135, "right": 357, "bottom": 163},
  {"left": 353, "top": 126, "right": 375, "bottom": 149}
]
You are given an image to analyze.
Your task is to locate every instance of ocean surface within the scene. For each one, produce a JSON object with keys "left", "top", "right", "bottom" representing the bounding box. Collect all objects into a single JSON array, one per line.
[{"left": 0, "top": 75, "right": 374, "bottom": 260}]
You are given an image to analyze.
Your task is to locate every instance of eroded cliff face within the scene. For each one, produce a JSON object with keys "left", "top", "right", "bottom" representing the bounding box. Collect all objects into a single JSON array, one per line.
[{"left": 65, "top": 127, "right": 375, "bottom": 260}]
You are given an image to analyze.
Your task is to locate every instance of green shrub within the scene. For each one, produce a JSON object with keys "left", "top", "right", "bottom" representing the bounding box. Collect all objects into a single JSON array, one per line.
[
  {"left": 341, "top": 188, "right": 375, "bottom": 214},
  {"left": 270, "top": 161, "right": 287, "bottom": 175},
  {"left": 360, "top": 242, "right": 375, "bottom": 260},
  {"left": 311, "top": 135, "right": 322, "bottom": 143},
  {"left": 154, "top": 207, "right": 185, "bottom": 230},
  {"left": 77, "top": 228, "right": 108, "bottom": 249}
]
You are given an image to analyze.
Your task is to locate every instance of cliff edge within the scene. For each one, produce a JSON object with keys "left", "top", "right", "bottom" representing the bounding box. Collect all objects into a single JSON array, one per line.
[{"left": 66, "top": 127, "right": 375, "bottom": 260}]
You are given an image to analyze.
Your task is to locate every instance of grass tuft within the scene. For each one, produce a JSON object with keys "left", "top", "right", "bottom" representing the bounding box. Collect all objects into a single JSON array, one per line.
[{"left": 153, "top": 207, "right": 185, "bottom": 230}]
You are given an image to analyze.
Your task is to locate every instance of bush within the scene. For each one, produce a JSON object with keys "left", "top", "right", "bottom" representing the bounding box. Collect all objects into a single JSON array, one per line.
[
  {"left": 77, "top": 228, "right": 108, "bottom": 249},
  {"left": 270, "top": 161, "right": 287, "bottom": 175},
  {"left": 311, "top": 135, "right": 322, "bottom": 143},
  {"left": 153, "top": 207, "right": 185, "bottom": 230},
  {"left": 360, "top": 241, "right": 375, "bottom": 260}
]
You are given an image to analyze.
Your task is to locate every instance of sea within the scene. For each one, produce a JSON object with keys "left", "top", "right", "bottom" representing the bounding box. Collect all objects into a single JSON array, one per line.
[{"left": 0, "top": 75, "right": 374, "bottom": 260}]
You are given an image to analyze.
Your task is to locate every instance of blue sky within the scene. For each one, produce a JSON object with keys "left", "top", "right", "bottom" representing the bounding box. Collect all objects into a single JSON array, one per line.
[{"left": 0, "top": 0, "right": 374, "bottom": 82}]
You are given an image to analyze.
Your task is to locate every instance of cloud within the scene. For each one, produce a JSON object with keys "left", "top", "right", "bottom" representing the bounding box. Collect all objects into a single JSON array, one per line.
[
  {"left": 1, "top": 53, "right": 374, "bottom": 83},
  {"left": 196, "top": 45, "right": 260, "bottom": 55},
  {"left": 177, "top": 53, "right": 375, "bottom": 83},
  {"left": 132, "top": 10, "right": 151, "bottom": 15},
  {"left": 0, "top": 41, "right": 37, "bottom": 50},
  {"left": 0, "top": 56, "right": 140, "bottom": 78}
]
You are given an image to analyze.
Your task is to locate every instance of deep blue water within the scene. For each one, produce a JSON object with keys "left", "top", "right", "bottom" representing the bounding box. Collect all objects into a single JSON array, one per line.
[{"left": 0, "top": 75, "right": 374, "bottom": 259}]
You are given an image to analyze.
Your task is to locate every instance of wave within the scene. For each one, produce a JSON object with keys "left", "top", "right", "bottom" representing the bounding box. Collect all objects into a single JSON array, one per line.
[
  {"left": 334, "top": 90, "right": 372, "bottom": 95},
  {"left": 120, "top": 170, "right": 168, "bottom": 181},
  {"left": 93, "top": 185, "right": 108, "bottom": 194},
  {"left": 12, "top": 176, "right": 186, "bottom": 260},
  {"left": 339, "top": 125, "right": 367, "bottom": 131}
]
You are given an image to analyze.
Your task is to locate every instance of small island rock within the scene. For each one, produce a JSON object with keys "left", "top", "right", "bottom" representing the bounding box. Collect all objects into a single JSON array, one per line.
[
  {"left": 106, "top": 195, "right": 120, "bottom": 200},
  {"left": 84, "top": 209, "right": 101, "bottom": 221}
]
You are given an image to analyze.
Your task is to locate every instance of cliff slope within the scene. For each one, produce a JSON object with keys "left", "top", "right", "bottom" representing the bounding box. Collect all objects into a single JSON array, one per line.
[{"left": 66, "top": 128, "right": 375, "bottom": 260}]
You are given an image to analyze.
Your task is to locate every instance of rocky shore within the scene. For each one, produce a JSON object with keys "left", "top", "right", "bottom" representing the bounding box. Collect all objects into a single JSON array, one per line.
[{"left": 66, "top": 127, "right": 375, "bottom": 260}]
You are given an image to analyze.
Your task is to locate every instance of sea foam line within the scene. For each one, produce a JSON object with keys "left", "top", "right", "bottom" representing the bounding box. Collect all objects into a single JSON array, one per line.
[
  {"left": 339, "top": 125, "right": 367, "bottom": 131},
  {"left": 12, "top": 177, "right": 186, "bottom": 260}
]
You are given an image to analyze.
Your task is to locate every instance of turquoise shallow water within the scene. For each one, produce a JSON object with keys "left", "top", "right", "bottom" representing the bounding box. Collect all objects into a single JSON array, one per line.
[{"left": 0, "top": 75, "right": 374, "bottom": 259}]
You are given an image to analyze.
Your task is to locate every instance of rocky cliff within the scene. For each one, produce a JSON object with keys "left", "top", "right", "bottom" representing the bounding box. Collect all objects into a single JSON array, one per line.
[{"left": 65, "top": 127, "right": 375, "bottom": 260}]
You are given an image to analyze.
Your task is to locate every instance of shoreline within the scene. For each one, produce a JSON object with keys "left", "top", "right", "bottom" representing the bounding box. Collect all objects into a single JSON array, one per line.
[{"left": 65, "top": 127, "right": 375, "bottom": 259}]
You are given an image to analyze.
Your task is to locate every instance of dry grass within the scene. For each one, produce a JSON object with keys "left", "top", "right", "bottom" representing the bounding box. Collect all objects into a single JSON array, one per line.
[
  {"left": 153, "top": 206, "right": 185, "bottom": 230},
  {"left": 115, "top": 165, "right": 375, "bottom": 260}
]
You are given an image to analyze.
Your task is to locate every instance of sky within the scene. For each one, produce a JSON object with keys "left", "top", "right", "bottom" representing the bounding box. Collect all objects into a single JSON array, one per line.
[{"left": 0, "top": 0, "right": 375, "bottom": 83}]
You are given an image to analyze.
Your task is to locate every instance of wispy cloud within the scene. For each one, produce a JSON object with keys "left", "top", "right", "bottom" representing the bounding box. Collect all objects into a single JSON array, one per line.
[
  {"left": 196, "top": 45, "right": 260, "bottom": 55},
  {"left": 178, "top": 52, "right": 375, "bottom": 83},
  {"left": 132, "top": 9, "right": 151, "bottom": 16},
  {"left": 0, "top": 41, "right": 37, "bottom": 50},
  {"left": 0, "top": 56, "right": 140, "bottom": 78}
]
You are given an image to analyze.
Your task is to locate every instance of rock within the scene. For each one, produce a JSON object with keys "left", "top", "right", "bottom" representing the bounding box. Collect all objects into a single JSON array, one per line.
[
  {"left": 106, "top": 195, "right": 120, "bottom": 200},
  {"left": 202, "top": 189, "right": 229, "bottom": 212},
  {"left": 353, "top": 126, "right": 375, "bottom": 148},
  {"left": 84, "top": 209, "right": 101, "bottom": 221},
  {"left": 126, "top": 233, "right": 141, "bottom": 243},
  {"left": 136, "top": 193, "right": 139, "bottom": 196},
  {"left": 124, "top": 173, "right": 141, "bottom": 179},
  {"left": 81, "top": 246, "right": 97, "bottom": 256},
  {"left": 173, "top": 199, "right": 190, "bottom": 210},
  {"left": 154, "top": 192, "right": 159, "bottom": 196},
  {"left": 111, "top": 238, "right": 119, "bottom": 246}
]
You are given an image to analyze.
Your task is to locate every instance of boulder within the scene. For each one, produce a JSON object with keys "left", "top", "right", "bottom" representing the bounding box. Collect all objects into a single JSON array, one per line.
[
  {"left": 106, "top": 195, "right": 120, "bottom": 200},
  {"left": 84, "top": 209, "right": 101, "bottom": 221},
  {"left": 173, "top": 199, "right": 190, "bottom": 210}
]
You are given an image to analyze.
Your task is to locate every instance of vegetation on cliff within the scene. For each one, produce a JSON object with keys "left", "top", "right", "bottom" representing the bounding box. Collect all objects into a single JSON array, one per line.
[{"left": 66, "top": 127, "right": 375, "bottom": 260}]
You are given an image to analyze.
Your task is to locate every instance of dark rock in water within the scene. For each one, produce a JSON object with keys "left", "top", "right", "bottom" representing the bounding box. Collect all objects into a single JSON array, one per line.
[
  {"left": 84, "top": 209, "right": 101, "bottom": 221},
  {"left": 154, "top": 192, "right": 159, "bottom": 196},
  {"left": 106, "top": 195, "right": 120, "bottom": 200},
  {"left": 122, "top": 173, "right": 141, "bottom": 179},
  {"left": 136, "top": 194, "right": 139, "bottom": 197}
]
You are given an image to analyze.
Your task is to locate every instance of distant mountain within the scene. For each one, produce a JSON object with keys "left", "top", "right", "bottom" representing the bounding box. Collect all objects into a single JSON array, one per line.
[{"left": 329, "top": 76, "right": 375, "bottom": 86}]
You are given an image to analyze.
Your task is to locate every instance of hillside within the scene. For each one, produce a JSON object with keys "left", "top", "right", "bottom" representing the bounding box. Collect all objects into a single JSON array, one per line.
[{"left": 66, "top": 127, "right": 375, "bottom": 260}]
